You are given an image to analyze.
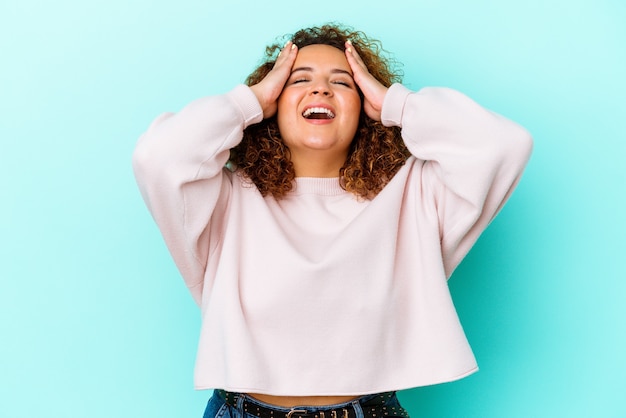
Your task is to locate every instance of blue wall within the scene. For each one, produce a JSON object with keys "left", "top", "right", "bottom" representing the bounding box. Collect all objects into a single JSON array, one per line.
[{"left": 1, "top": 1, "right": 624, "bottom": 417}]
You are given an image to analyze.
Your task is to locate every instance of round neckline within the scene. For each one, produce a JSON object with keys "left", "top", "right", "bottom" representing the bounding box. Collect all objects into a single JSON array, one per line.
[{"left": 291, "top": 177, "right": 346, "bottom": 196}]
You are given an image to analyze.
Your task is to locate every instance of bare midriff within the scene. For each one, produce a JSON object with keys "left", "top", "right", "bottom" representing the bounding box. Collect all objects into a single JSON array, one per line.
[{"left": 247, "top": 393, "right": 361, "bottom": 407}]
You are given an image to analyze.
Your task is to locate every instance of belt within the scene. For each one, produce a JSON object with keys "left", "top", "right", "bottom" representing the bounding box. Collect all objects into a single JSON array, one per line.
[{"left": 216, "top": 390, "right": 409, "bottom": 418}]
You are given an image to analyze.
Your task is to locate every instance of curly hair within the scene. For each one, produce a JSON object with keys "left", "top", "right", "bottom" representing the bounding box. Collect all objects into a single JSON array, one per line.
[{"left": 229, "top": 24, "right": 410, "bottom": 200}]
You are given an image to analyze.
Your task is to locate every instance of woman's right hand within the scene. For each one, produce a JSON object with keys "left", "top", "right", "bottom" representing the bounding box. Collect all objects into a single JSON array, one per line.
[{"left": 250, "top": 41, "right": 298, "bottom": 119}]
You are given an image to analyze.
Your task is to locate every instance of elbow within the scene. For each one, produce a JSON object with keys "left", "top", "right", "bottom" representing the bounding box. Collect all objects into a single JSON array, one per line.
[
  {"left": 131, "top": 135, "right": 154, "bottom": 185},
  {"left": 132, "top": 112, "right": 176, "bottom": 179},
  {"left": 498, "top": 121, "right": 533, "bottom": 170},
  {"left": 131, "top": 130, "right": 175, "bottom": 195},
  {"left": 513, "top": 125, "right": 534, "bottom": 168},
  {"left": 131, "top": 136, "right": 163, "bottom": 212},
  {"left": 497, "top": 125, "right": 534, "bottom": 188},
  {"left": 517, "top": 125, "right": 534, "bottom": 157}
]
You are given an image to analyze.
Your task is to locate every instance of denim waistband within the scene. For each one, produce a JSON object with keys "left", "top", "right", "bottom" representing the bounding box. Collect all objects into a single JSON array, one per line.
[{"left": 215, "top": 390, "right": 409, "bottom": 418}]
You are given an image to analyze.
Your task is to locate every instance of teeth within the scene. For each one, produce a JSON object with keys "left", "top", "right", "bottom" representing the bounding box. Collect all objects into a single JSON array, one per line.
[{"left": 303, "top": 107, "right": 335, "bottom": 118}]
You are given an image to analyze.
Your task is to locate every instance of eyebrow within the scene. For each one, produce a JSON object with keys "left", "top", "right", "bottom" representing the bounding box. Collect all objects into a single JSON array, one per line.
[{"left": 291, "top": 67, "right": 353, "bottom": 76}]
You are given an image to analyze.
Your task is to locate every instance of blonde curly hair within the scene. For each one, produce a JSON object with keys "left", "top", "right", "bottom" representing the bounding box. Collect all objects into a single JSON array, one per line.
[{"left": 230, "top": 24, "right": 410, "bottom": 200}]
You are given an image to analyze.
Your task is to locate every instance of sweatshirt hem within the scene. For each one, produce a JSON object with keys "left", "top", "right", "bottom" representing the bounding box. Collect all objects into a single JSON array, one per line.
[{"left": 192, "top": 366, "right": 479, "bottom": 395}]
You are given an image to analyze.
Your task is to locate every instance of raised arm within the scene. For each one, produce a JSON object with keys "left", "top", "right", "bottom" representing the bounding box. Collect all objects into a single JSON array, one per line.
[
  {"left": 132, "top": 42, "right": 299, "bottom": 304},
  {"left": 132, "top": 86, "right": 263, "bottom": 304},
  {"left": 382, "top": 84, "right": 533, "bottom": 277},
  {"left": 346, "top": 42, "right": 532, "bottom": 276}
]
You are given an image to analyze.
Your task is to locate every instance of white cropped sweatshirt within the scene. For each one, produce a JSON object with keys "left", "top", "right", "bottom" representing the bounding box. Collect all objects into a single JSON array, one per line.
[{"left": 132, "top": 83, "right": 533, "bottom": 395}]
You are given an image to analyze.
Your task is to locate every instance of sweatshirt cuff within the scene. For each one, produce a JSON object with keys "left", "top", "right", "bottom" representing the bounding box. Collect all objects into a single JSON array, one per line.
[
  {"left": 381, "top": 83, "right": 412, "bottom": 128},
  {"left": 226, "top": 84, "right": 264, "bottom": 128}
]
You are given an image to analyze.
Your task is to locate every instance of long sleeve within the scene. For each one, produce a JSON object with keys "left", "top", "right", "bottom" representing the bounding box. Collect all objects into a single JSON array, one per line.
[
  {"left": 132, "top": 83, "right": 530, "bottom": 394},
  {"left": 381, "top": 84, "right": 533, "bottom": 277},
  {"left": 132, "top": 85, "right": 263, "bottom": 304}
]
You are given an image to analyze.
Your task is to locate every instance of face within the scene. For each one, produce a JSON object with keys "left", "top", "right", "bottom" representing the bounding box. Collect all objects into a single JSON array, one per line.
[{"left": 277, "top": 44, "right": 362, "bottom": 174}]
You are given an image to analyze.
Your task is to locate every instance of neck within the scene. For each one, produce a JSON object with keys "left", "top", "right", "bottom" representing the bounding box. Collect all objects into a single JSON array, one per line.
[{"left": 289, "top": 149, "right": 347, "bottom": 178}]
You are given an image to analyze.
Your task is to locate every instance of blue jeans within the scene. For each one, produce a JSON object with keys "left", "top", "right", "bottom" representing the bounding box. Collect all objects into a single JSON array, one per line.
[{"left": 203, "top": 390, "right": 410, "bottom": 418}]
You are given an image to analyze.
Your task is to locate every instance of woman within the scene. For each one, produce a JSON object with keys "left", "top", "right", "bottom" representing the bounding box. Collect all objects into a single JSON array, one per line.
[{"left": 133, "top": 24, "right": 532, "bottom": 417}]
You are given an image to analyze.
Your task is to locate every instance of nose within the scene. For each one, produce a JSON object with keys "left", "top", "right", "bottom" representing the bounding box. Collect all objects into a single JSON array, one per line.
[
  {"left": 310, "top": 81, "right": 332, "bottom": 96},
  {"left": 312, "top": 89, "right": 331, "bottom": 96}
]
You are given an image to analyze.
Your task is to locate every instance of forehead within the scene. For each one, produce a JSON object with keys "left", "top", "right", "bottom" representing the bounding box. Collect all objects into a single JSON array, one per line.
[{"left": 293, "top": 44, "right": 350, "bottom": 70}]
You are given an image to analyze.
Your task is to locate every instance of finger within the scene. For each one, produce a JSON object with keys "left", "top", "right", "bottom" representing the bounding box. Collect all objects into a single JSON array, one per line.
[
  {"left": 344, "top": 41, "right": 376, "bottom": 91},
  {"left": 344, "top": 40, "right": 368, "bottom": 72},
  {"left": 276, "top": 41, "right": 298, "bottom": 66},
  {"left": 271, "top": 42, "right": 297, "bottom": 90},
  {"left": 256, "top": 41, "right": 297, "bottom": 115},
  {"left": 344, "top": 41, "right": 387, "bottom": 121}
]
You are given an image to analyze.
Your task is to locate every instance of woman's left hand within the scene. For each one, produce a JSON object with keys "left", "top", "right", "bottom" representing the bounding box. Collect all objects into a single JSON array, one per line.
[{"left": 344, "top": 41, "right": 388, "bottom": 121}]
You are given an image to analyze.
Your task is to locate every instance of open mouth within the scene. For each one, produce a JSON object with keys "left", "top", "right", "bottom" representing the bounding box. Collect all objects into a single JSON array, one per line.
[{"left": 302, "top": 107, "right": 335, "bottom": 120}]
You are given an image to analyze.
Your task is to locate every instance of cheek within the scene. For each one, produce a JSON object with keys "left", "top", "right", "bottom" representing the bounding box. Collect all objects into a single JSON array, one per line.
[
  {"left": 276, "top": 98, "right": 289, "bottom": 131},
  {"left": 276, "top": 93, "right": 298, "bottom": 126},
  {"left": 276, "top": 100, "right": 297, "bottom": 145},
  {"left": 347, "top": 92, "right": 362, "bottom": 113},
  {"left": 346, "top": 97, "right": 362, "bottom": 128},
  {"left": 276, "top": 111, "right": 290, "bottom": 134}
]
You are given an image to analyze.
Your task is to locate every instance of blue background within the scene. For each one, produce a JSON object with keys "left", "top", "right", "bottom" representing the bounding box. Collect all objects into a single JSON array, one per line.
[{"left": 1, "top": 0, "right": 625, "bottom": 417}]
